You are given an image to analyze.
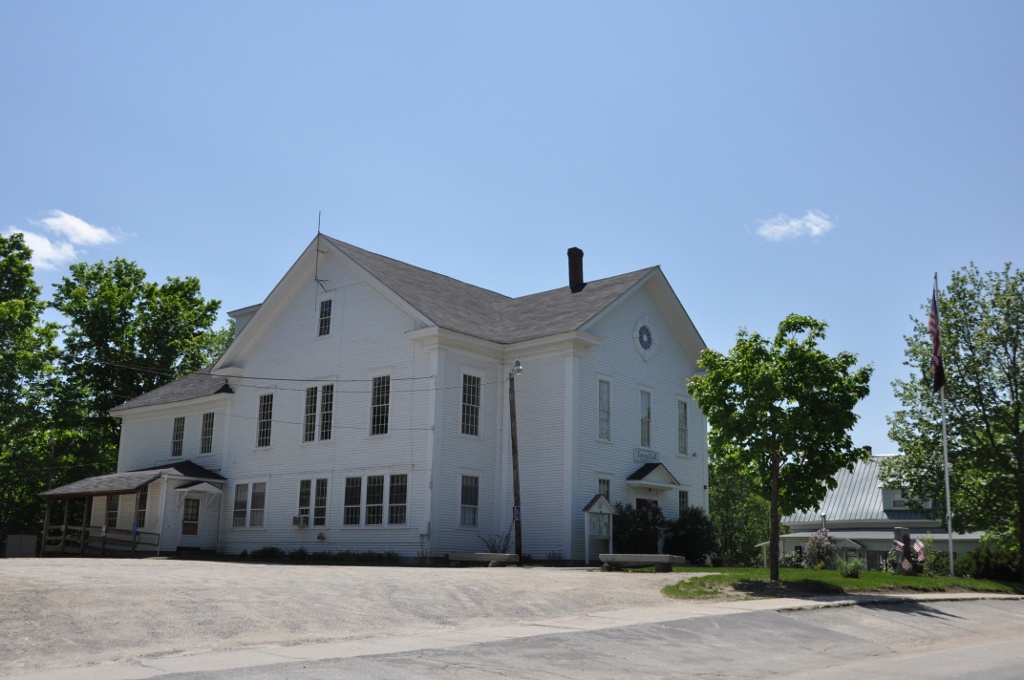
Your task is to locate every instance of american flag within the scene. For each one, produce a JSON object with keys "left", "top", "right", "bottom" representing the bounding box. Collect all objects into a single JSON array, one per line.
[{"left": 929, "top": 275, "right": 946, "bottom": 393}]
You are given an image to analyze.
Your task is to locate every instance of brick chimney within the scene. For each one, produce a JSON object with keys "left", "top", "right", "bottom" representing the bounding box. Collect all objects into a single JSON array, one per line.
[{"left": 568, "top": 247, "right": 584, "bottom": 292}]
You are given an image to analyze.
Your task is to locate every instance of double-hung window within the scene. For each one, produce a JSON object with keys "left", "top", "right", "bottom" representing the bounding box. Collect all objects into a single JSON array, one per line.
[
  {"left": 303, "top": 385, "right": 336, "bottom": 443},
  {"left": 678, "top": 490, "right": 689, "bottom": 515},
  {"left": 461, "top": 374, "right": 481, "bottom": 436},
  {"left": 106, "top": 494, "right": 119, "bottom": 528},
  {"left": 171, "top": 417, "right": 185, "bottom": 457},
  {"left": 677, "top": 400, "right": 689, "bottom": 456},
  {"left": 200, "top": 413, "right": 215, "bottom": 454},
  {"left": 318, "top": 299, "right": 332, "bottom": 337},
  {"left": 598, "top": 478, "right": 611, "bottom": 503},
  {"left": 342, "top": 473, "right": 408, "bottom": 526},
  {"left": 460, "top": 476, "right": 479, "bottom": 527},
  {"left": 232, "top": 482, "right": 266, "bottom": 528},
  {"left": 136, "top": 484, "right": 148, "bottom": 528},
  {"left": 598, "top": 380, "right": 611, "bottom": 441},
  {"left": 257, "top": 394, "right": 274, "bottom": 447},
  {"left": 370, "top": 376, "right": 390, "bottom": 435},
  {"left": 639, "top": 389, "right": 652, "bottom": 448},
  {"left": 298, "top": 478, "right": 329, "bottom": 526}
]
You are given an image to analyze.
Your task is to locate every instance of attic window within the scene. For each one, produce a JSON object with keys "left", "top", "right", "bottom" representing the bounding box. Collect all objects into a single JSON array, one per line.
[{"left": 318, "top": 299, "right": 332, "bottom": 337}]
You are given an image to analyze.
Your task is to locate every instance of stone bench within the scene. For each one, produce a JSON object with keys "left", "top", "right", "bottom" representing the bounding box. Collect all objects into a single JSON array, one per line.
[
  {"left": 447, "top": 552, "right": 519, "bottom": 567},
  {"left": 600, "top": 553, "right": 688, "bottom": 573}
]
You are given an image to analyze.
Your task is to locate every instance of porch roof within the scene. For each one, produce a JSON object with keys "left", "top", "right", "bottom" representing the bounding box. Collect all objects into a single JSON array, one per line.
[{"left": 40, "top": 460, "right": 225, "bottom": 499}]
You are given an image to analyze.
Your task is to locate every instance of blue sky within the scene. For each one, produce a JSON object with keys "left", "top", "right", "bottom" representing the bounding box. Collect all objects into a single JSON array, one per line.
[{"left": 3, "top": 3, "right": 1022, "bottom": 452}]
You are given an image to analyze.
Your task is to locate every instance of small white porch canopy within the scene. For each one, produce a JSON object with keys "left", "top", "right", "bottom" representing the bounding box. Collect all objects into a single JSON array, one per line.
[
  {"left": 174, "top": 481, "right": 223, "bottom": 512},
  {"left": 625, "top": 463, "right": 681, "bottom": 491}
]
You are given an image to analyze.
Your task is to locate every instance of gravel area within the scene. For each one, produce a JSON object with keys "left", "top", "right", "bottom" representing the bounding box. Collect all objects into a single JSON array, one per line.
[{"left": 0, "top": 558, "right": 685, "bottom": 675}]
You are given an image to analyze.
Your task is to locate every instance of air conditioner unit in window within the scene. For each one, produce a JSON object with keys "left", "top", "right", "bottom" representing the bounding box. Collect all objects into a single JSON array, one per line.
[{"left": 292, "top": 515, "right": 309, "bottom": 526}]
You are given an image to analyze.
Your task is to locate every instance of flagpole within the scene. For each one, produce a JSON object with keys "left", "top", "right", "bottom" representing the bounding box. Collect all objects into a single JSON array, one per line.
[{"left": 940, "top": 384, "right": 954, "bottom": 576}]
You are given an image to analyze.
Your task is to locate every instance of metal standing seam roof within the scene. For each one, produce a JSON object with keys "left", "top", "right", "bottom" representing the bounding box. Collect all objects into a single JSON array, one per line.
[
  {"left": 39, "top": 460, "right": 225, "bottom": 499},
  {"left": 784, "top": 457, "right": 929, "bottom": 525}
]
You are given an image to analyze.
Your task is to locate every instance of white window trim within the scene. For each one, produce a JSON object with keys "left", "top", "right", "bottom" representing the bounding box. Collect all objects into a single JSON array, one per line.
[
  {"left": 597, "top": 376, "right": 613, "bottom": 443},
  {"left": 231, "top": 480, "right": 269, "bottom": 529},
  {"left": 256, "top": 393, "right": 274, "bottom": 449},
  {"left": 171, "top": 416, "right": 185, "bottom": 457},
  {"left": 302, "top": 384, "right": 335, "bottom": 444},
  {"left": 200, "top": 412, "right": 215, "bottom": 455},
  {"left": 297, "top": 477, "right": 330, "bottom": 528},
  {"left": 677, "top": 398, "right": 690, "bottom": 456},
  {"left": 460, "top": 371, "right": 483, "bottom": 437},
  {"left": 316, "top": 296, "right": 334, "bottom": 338},
  {"left": 341, "top": 472, "right": 409, "bottom": 528},
  {"left": 369, "top": 373, "right": 392, "bottom": 437},
  {"left": 457, "top": 473, "right": 481, "bottom": 529},
  {"left": 597, "top": 475, "right": 612, "bottom": 504},
  {"left": 638, "top": 386, "right": 654, "bottom": 450}
]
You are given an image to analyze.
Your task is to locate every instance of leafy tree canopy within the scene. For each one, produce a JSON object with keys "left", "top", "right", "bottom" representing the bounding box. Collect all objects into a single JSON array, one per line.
[
  {"left": 883, "top": 263, "right": 1024, "bottom": 580},
  {"left": 690, "top": 314, "right": 872, "bottom": 581}
]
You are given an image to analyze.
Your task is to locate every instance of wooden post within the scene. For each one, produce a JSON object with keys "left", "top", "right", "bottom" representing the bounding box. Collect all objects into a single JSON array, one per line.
[
  {"left": 41, "top": 500, "right": 52, "bottom": 557},
  {"left": 58, "top": 501, "right": 69, "bottom": 556},
  {"left": 79, "top": 497, "right": 91, "bottom": 555}
]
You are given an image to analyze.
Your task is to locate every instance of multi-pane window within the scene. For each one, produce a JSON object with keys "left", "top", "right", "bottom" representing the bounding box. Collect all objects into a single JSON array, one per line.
[
  {"left": 303, "top": 386, "right": 335, "bottom": 443},
  {"left": 136, "top": 484, "right": 148, "bottom": 528},
  {"left": 106, "top": 494, "right": 119, "bottom": 528},
  {"left": 598, "top": 478, "right": 611, "bottom": 503},
  {"left": 598, "top": 380, "right": 611, "bottom": 441},
  {"left": 298, "top": 478, "right": 328, "bottom": 527},
  {"left": 460, "top": 476, "right": 479, "bottom": 527},
  {"left": 677, "top": 400, "right": 689, "bottom": 456},
  {"left": 182, "top": 498, "right": 199, "bottom": 535},
  {"left": 370, "top": 376, "right": 390, "bottom": 435},
  {"left": 343, "top": 474, "right": 408, "bottom": 526},
  {"left": 319, "top": 385, "right": 333, "bottom": 440},
  {"left": 318, "top": 299, "right": 332, "bottom": 337},
  {"left": 200, "top": 412, "right": 215, "bottom": 454},
  {"left": 257, "top": 394, "right": 273, "bottom": 447},
  {"left": 389, "top": 474, "right": 408, "bottom": 525},
  {"left": 171, "top": 416, "right": 185, "bottom": 457},
  {"left": 344, "top": 477, "right": 362, "bottom": 525},
  {"left": 232, "top": 482, "right": 266, "bottom": 528},
  {"left": 640, "top": 390, "right": 652, "bottom": 448},
  {"left": 303, "top": 388, "right": 318, "bottom": 442},
  {"left": 366, "top": 475, "right": 385, "bottom": 525},
  {"left": 461, "top": 374, "right": 481, "bottom": 435},
  {"left": 678, "top": 490, "right": 690, "bottom": 516}
]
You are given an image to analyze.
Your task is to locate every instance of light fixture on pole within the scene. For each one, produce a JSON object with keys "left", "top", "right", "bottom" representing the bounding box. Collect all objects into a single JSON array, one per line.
[{"left": 508, "top": 360, "right": 524, "bottom": 562}]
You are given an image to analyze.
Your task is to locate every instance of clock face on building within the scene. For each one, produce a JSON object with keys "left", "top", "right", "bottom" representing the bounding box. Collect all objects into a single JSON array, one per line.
[{"left": 638, "top": 325, "right": 653, "bottom": 350}]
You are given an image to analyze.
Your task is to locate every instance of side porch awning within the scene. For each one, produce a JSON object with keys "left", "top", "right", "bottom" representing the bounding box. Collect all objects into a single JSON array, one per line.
[
  {"left": 40, "top": 460, "right": 226, "bottom": 500},
  {"left": 625, "top": 463, "right": 681, "bottom": 490},
  {"left": 174, "top": 480, "right": 223, "bottom": 511}
]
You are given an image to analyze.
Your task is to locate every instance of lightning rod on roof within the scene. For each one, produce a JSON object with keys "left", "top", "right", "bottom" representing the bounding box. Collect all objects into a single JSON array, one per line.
[{"left": 314, "top": 210, "right": 328, "bottom": 292}]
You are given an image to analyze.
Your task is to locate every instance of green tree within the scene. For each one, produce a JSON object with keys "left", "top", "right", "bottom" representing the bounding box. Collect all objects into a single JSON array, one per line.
[
  {"left": 50, "top": 258, "right": 225, "bottom": 471},
  {"left": 0, "top": 233, "right": 59, "bottom": 553},
  {"left": 883, "top": 263, "right": 1024, "bottom": 580},
  {"left": 689, "top": 314, "right": 872, "bottom": 582},
  {"left": 709, "top": 456, "right": 771, "bottom": 566},
  {"left": 663, "top": 506, "right": 718, "bottom": 564}
]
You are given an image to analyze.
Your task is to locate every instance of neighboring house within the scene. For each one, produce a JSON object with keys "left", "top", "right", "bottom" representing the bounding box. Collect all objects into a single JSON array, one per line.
[
  {"left": 764, "top": 455, "right": 982, "bottom": 569},
  {"left": 42, "top": 238, "right": 708, "bottom": 563}
]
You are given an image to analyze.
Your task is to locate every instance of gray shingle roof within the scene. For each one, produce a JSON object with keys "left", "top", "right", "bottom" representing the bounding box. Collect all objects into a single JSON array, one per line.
[
  {"left": 40, "top": 460, "right": 225, "bottom": 499},
  {"left": 110, "top": 367, "right": 233, "bottom": 413},
  {"left": 784, "top": 457, "right": 930, "bottom": 525},
  {"left": 329, "top": 237, "right": 654, "bottom": 344}
]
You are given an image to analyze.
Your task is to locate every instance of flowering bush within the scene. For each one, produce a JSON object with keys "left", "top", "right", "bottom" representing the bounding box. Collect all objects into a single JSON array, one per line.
[{"left": 803, "top": 528, "right": 837, "bottom": 570}]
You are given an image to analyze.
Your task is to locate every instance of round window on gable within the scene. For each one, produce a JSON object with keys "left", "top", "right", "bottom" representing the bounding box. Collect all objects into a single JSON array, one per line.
[{"left": 633, "top": 318, "right": 657, "bottom": 361}]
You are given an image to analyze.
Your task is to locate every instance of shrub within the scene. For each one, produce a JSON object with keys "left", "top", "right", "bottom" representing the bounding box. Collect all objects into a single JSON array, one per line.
[
  {"left": 251, "top": 546, "right": 287, "bottom": 561},
  {"left": 956, "top": 535, "right": 1022, "bottom": 581},
  {"left": 480, "top": 523, "right": 513, "bottom": 553},
  {"left": 837, "top": 557, "right": 865, "bottom": 578},
  {"left": 289, "top": 547, "right": 309, "bottom": 562},
  {"left": 663, "top": 506, "right": 718, "bottom": 564},
  {"left": 803, "top": 529, "right": 837, "bottom": 570},
  {"left": 779, "top": 551, "right": 804, "bottom": 568},
  {"left": 612, "top": 502, "right": 666, "bottom": 553}
]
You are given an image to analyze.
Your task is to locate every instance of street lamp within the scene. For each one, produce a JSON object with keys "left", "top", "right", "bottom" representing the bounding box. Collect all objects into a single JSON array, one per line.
[{"left": 508, "top": 360, "right": 524, "bottom": 562}]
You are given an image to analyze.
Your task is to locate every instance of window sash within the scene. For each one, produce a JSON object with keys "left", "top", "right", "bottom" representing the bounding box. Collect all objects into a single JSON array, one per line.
[
  {"left": 388, "top": 474, "right": 407, "bottom": 525},
  {"left": 171, "top": 417, "right": 185, "bottom": 457},
  {"left": 303, "top": 387, "right": 318, "bottom": 442},
  {"left": 366, "top": 475, "right": 385, "bottom": 525},
  {"left": 461, "top": 374, "right": 481, "bottom": 436},
  {"left": 314, "top": 478, "right": 328, "bottom": 525},
  {"left": 257, "top": 394, "right": 273, "bottom": 447},
  {"left": 370, "top": 376, "right": 390, "bottom": 435},
  {"left": 200, "top": 412, "right": 215, "bottom": 454},
  {"left": 677, "top": 400, "right": 688, "bottom": 455},
  {"left": 678, "top": 490, "right": 689, "bottom": 516},
  {"left": 460, "top": 476, "right": 479, "bottom": 527},
  {"left": 106, "top": 494, "right": 119, "bottom": 528},
  {"left": 318, "top": 299, "right": 332, "bottom": 337},
  {"left": 344, "top": 477, "right": 362, "bottom": 525},
  {"left": 136, "top": 484, "right": 148, "bottom": 527},
  {"left": 250, "top": 482, "right": 266, "bottom": 527},
  {"left": 319, "top": 385, "right": 334, "bottom": 441},
  {"left": 233, "top": 484, "right": 249, "bottom": 527},
  {"left": 598, "top": 478, "right": 610, "bottom": 502},
  {"left": 598, "top": 380, "right": 611, "bottom": 440},
  {"left": 640, "top": 390, "right": 652, "bottom": 448}
]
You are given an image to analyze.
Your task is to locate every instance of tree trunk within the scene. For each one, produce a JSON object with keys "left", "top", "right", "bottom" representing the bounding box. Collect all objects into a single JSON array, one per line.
[{"left": 769, "top": 452, "right": 781, "bottom": 583}]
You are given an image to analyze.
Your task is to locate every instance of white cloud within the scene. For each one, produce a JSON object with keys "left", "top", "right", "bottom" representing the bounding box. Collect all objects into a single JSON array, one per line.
[
  {"left": 757, "top": 210, "right": 835, "bottom": 241},
  {"left": 3, "top": 227, "right": 78, "bottom": 270},
  {"left": 4, "top": 210, "right": 119, "bottom": 270},
  {"left": 38, "top": 210, "right": 117, "bottom": 246}
]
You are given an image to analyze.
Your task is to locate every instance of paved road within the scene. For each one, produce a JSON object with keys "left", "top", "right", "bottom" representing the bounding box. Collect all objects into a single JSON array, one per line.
[{"left": 3, "top": 559, "right": 1023, "bottom": 679}]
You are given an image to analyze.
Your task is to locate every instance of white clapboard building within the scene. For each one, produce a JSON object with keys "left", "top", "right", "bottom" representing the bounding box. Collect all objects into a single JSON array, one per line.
[{"left": 43, "top": 237, "right": 708, "bottom": 562}]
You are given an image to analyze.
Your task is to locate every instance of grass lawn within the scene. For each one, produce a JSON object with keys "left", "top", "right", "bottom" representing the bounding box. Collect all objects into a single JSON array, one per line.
[{"left": 661, "top": 566, "right": 1024, "bottom": 600}]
